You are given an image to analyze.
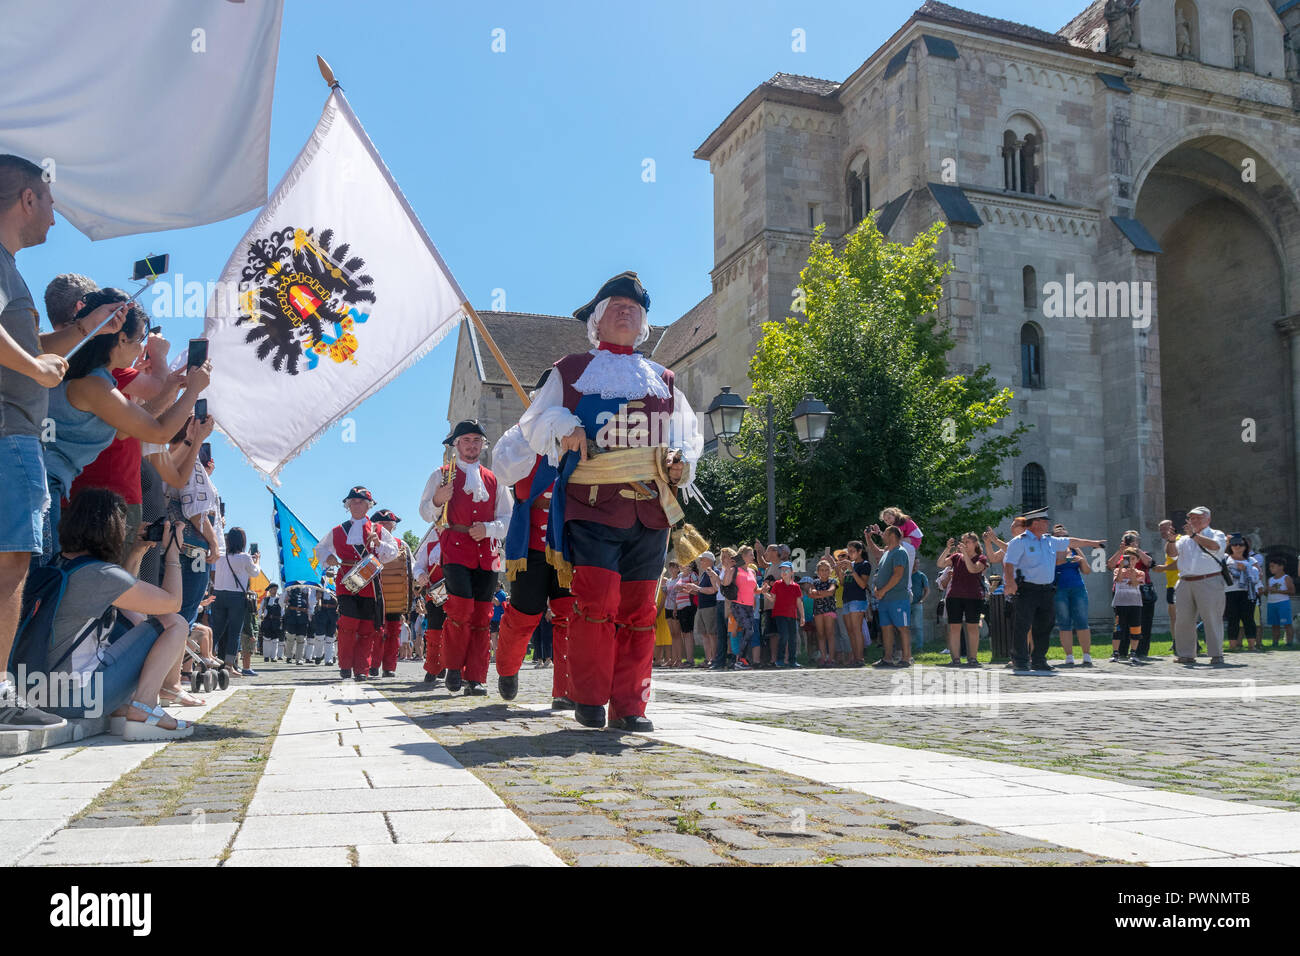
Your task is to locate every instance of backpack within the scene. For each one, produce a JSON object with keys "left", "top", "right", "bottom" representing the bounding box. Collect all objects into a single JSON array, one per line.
[{"left": 8, "top": 555, "right": 108, "bottom": 675}]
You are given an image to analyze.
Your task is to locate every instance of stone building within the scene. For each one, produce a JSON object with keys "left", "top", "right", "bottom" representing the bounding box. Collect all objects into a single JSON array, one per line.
[{"left": 448, "top": 0, "right": 1300, "bottom": 617}]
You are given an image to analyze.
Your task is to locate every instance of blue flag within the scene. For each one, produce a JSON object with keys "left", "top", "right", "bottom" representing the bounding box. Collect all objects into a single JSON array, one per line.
[{"left": 270, "top": 489, "right": 322, "bottom": 586}]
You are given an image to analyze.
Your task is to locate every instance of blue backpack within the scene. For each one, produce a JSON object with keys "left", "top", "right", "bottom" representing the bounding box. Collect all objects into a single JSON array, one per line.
[{"left": 8, "top": 555, "right": 108, "bottom": 675}]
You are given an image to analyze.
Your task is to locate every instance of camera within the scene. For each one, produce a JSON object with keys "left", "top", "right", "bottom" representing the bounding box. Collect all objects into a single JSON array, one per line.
[{"left": 143, "top": 517, "right": 166, "bottom": 542}]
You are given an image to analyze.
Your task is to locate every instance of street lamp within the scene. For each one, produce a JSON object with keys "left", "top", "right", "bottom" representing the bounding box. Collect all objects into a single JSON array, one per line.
[{"left": 706, "top": 387, "right": 834, "bottom": 544}]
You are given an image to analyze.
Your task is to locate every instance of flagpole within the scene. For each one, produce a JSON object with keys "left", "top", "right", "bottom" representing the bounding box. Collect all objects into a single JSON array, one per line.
[
  {"left": 315, "top": 54, "right": 531, "bottom": 410},
  {"left": 461, "top": 301, "right": 530, "bottom": 408}
]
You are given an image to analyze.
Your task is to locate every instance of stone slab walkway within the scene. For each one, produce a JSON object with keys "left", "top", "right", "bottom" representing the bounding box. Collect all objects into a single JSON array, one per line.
[{"left": 645, "top": 706, "right": 1300, "bottom": 866}]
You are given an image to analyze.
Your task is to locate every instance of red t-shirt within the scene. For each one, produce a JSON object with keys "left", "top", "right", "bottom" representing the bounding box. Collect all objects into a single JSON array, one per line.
[
  {"left": 70, "top": 367, "right": 143, "bottom": 505},
  {"left": 771, "top": 580, "right": 803, "bottom": 618}
]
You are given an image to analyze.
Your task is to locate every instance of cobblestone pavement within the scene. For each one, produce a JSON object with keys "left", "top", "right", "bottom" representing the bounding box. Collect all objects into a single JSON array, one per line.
[
  {"left": 650, "top": 654, "right": 1300, "bottom": 809},
  {"left": 377, "top": 666, "right": 1121, "bottom": 866},
  {"left": 65, "top": 689, "right": 291, "bottom": 833}
]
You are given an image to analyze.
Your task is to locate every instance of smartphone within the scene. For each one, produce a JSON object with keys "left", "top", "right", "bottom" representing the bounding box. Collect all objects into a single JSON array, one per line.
[
  {"left": 250, "top": 543, "right": 259, "bottom": 556},
  {"left": 187, "top": 338, "right": 208, "bottom": 369},
  {"left": 132, "top": 254, "right": 170, "bottom": 282},
  {"left": 143, "top": 517, "right": 167, "bottom": 542},
  {"left": 194, "top": 398, "right": 208, "bottom": 422},
  {"left": 199, "top": 442, "right": 212, "bottom": 466}
]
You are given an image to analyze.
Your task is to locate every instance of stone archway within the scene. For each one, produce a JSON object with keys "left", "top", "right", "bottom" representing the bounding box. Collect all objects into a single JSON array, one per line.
[{"left": 1135, "top": 134, "right": 1299, "bottom": 546}]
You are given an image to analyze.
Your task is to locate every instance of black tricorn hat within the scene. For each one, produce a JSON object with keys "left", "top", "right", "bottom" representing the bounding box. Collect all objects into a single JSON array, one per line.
[
  {"left": 370, "top": 509, "right": 401, "bottom": 524},
  {"left": 573, "top": 271, "right": 650, "bottom": 323},
  {"left": 343, "top": 486, "right": 374, "bottom": 504},
  {"left": 442, "top": 420, "right": 487, "bottom": 446}
]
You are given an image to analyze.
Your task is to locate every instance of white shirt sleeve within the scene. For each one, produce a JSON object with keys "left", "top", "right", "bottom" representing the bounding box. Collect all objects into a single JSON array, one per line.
[
  {"left": 374, "top": 526, "right": 400, "bottom": 563},
  {"left": 667, "top": 385, "right": 704, "bottom": 485},
  {"left": 418, "top": 467, "right": 445, "bottom": 523},
  {"left": 314, "top": 535, "right": 337, "bottom": 568},
  {"left": 518, "top": 368, "right": 581, "bottom": 466},
  {"left": 483, "top": 481, "right": 513, "bottom": 542},
  {"left": 307, "top": 588, "right": 318, "bottom": 616},
  {"left": 492, "top": 424, "right": 538, "bottom": 487}
]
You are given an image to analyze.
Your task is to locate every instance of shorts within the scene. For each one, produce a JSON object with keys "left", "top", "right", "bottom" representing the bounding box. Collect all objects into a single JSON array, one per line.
[
  {"left": 1267, "top": 601, "right": 1292, "bottom": 627},
  {"left": 945, "top": 596, "right": 982, "bottom": 624},
  {"left": 1054, "top": 587, "right": 1089, "bottom": 630},
  {"left": 676, "top": 606, "right": 696, "bottom": 633},
  {"left": 843, "top": 600, "right": 868, "bottom": 614},
  {"left": 877, "top": 599, "right": 910, "bottom": 629},
  {"left": 1166, "top": 586, "right": 1176, "bottom": 606},
  {"left": 0, "top": 434, "right": 50, "bottom": 554},
  {"left": 695, "top": 604, "right": 718, "bottom": 635}
]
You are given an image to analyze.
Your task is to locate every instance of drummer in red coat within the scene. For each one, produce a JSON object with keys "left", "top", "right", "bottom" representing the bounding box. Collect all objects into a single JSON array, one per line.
[
  {"left": 313, "top": 486, "right": 400, "bottom": 680},
  {"left": 418, "top": 421, "right": 512, "bottom": 695},
  {"left": 412, "top": 536, "right": 447, "bottom": 685}
]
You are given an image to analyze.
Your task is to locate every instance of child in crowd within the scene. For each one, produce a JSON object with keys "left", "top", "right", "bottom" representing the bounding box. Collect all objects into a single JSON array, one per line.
[{"left": 1265, "top": 557, "right": 1295, "bottom": 647}]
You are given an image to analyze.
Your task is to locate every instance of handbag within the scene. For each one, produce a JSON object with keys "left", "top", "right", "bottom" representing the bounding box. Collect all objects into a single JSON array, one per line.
[
  {"left": 719, "top": 568, "right": 739, "bottom": 601},
  {"left": 1139, "top": 582, "right": 1157, "bottom": 604},
  {"left": 226, "top": 556, "right": 258, "bottom": 614}
]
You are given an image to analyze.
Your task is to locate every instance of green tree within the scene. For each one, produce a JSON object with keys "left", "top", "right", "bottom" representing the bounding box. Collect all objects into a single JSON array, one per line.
[
  {"left": 402, "top": 530, "right": 421, "bottom": 552},
  {"left": 685, "top": 217, "right": 1025, "bottom": 555}
]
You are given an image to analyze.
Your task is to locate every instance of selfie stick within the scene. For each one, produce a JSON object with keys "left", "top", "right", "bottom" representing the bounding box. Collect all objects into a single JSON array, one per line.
[{"left": 63, "top": 257, "right": 169, "bottom": 360}]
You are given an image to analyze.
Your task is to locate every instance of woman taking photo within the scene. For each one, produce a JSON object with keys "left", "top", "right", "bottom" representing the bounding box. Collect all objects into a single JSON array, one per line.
[
  {"left": 1223, "top": 535, "right": 1261, "bottom": 652},
  {"left": 41, "top": 291, "right": 209, "bottom": 556},
  {"left": 938, "top": 533, "right": 987, "bottom": 667},
  {"left": 1111, "top": 548, "right": 1145, "bottom": 662},
  {"left": 838, "top": 541, "right": 872, "bottom": 667},
  {"left": 19, "top": 489, "right": 197, "bottom": 740},
  {"left": 210, "top": 527, "right": 259, "bottom": 672}
]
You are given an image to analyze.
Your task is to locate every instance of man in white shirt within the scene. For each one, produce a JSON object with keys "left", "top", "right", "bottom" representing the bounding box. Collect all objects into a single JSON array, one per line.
[{"left": 1164, "top": 505, "right": 1228, "bottom": 665}]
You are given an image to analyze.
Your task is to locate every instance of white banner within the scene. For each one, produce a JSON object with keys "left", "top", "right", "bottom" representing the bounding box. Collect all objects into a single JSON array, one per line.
[
  {"left": 0, "top": 0, "right": 282, "bottom": 240},
  {"left": 203, "top": 90, "right": 466, "bottom": 480}
]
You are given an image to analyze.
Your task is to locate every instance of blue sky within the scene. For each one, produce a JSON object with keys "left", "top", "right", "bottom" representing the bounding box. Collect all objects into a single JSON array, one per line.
[{"left": 16, "top": 0, "right": 1087, "bottom": 582}]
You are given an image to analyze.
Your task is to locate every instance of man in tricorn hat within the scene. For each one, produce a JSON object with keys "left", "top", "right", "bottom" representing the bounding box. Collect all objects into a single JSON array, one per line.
[
  {"left": 370, "top": 508, "right": 416, "bottom": 678},
  {"left": 515, "top": 272, "right": 703, "bottom": 732},
  {"left": 418, "top": 421, "right": 512, "bottom": 695},
  {"left": 314, "top": 486, "right": 400, "bottom": 679}
]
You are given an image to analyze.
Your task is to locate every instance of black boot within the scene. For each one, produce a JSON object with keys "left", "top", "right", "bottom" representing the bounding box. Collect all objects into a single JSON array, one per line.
[
  {"left": 551, "top": 696, "right": 576, "bottom": 711},
  {"left": 444, "top": 669, "right": 463, "bottom": 692},
  {"left": 498, "top": 674, "right": 518, "bottom": 700},
  {"left": 369, "top": 667, "right": 379, "bottom": 677},
  {"left": 574, "top": 703, "right": 605, "bottom": 728},
  {"left": 422, "top": 671, "right": 439, "bottom": 684},
  {"left": 464, "top": 681, "right": 486, "bottom": 696},
  {"left": 437, "top": 669, "right": 447, "bottom": 679},
  {"left": 607, "top": 714, "right": 655, "bottom": 733},
  {"left": 339, "top": 668, "right": 352, "bottom": 680},
  {"left": 382, "top": 670, "right": 396, "bottom": 678}
]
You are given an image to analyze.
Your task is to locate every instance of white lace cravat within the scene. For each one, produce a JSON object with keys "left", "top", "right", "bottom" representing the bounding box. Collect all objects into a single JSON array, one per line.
[
  {"left": 458, "top": 457, "right": 490, "bottom": 502},
  {"left": 572, "top": 349, "right": 670, "bottom": 401}
]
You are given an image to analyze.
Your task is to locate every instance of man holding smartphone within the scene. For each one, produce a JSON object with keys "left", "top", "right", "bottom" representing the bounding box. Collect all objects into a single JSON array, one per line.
[
  {"left": 0, "top": 155, "right": 128, "bottom": 730},
  {"left": 1165, "top": 505, "right": 1228, "bottom": 665}
]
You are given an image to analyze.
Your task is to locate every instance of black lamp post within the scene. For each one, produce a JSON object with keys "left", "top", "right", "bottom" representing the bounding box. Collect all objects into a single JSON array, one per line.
[{"left": 706, "top": 388, "right": 834, "bottom": 544}]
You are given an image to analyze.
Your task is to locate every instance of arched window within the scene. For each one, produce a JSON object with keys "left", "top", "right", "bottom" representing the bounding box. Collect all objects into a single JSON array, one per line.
[
  {"left": 1020, "top": 322, "right": 1043, "bottom": 389},
  {"left": 846, "top": 154, "right": 870, "bottom": 228},
  {"left": 1174, "top": 0, "right": 1199, "bottom": 59},
  {"left": 1022, "top": 266, "right": 1037, "bottom": 310},
  {"left": 1000, "top": 115, "right": 1044, "bottom": 195},
  {"left": 1231, "top": 10, "right": 1254, "bottom": 71},
  {"left": 1021, "top": 463, "right": 1047, "bottom": 513}
]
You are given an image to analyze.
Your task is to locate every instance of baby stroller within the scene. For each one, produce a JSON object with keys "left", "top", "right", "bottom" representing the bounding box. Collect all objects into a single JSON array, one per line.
[{"left": 186, "top": 637, "right": 232, "bottom": 693}]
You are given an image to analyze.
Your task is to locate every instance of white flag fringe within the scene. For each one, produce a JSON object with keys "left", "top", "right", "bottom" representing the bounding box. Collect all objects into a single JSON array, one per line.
[
  {"left": 203, "top": 90, "right": 466, "bottom": 480},
  {"left": 0, "top": 0, "right": 282, "bottom": 240}
]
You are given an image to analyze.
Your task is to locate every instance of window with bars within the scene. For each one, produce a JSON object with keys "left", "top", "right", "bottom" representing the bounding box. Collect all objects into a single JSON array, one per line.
[
  {"left": 1020, "top": 322, "right": 1043, "bottom": 389},
  {"left": 1021, "top": 463, "right": 1047, "bottom": 512}
]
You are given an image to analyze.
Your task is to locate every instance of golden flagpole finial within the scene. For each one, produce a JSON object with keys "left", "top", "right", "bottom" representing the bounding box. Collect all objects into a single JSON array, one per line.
[{"left": 317, "top": 55, "right": 340, "bottom": 90}]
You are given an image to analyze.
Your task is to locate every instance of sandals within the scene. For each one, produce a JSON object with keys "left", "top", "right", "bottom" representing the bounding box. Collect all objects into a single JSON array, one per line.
[
  {"left": 160, "top": 687, "right": 206, "bottom": 707},
  {"left": 122, "top": 700, "right": 195, "bottom": 741}
]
